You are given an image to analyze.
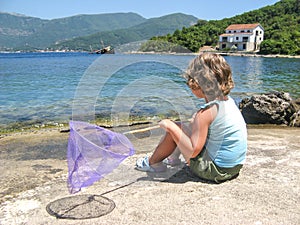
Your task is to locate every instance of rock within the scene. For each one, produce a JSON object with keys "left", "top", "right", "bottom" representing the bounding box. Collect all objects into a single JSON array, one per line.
[
  {"left": 289, "top": 98, "right": 300, "bottom": 127},
  {"left": 239, "top": 91, "right": 299, "bottom": 126},
  {"left": 289, "top": 110, "right": 300, "bottom": 127}
]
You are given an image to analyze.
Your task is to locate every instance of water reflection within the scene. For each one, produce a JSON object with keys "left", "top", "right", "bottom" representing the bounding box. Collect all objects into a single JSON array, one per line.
[
  {"left": 227, "top": 56, "right": 264, "bottom": 98},
  {"left": 226, "top": 56, "right": 300, "bottom": 99}
]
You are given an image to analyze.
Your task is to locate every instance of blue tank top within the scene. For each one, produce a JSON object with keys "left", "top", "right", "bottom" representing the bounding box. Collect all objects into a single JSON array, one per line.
[{"left": 201, "top": 97, "right": 247, "bottom": 168}]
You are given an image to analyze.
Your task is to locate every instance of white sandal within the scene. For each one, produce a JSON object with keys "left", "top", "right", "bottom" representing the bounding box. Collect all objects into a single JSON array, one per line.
[{"left": 136, "top": 156, "right": 167, "bottom": 172}]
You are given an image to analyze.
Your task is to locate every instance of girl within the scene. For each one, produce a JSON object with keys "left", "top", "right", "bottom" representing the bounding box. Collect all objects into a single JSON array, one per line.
[{"left": 136, "top": 53, "right": 247, "bottom": 183}]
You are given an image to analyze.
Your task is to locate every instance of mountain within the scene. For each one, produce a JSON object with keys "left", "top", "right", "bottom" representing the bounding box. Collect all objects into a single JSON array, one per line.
[
  {"left": 0, "top": 12, "right": 146, "bottom": 50},
  {"left": 143, "top": 0, "right": 300, "bottom": 55},
  {"left": 51, "top": 13, "right": 199, "bottom": 51}
]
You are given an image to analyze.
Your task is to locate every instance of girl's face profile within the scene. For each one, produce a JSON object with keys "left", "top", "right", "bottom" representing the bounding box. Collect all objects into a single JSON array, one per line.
[{"left": 191, "top": 87, "right": 205, "bottom": 99}]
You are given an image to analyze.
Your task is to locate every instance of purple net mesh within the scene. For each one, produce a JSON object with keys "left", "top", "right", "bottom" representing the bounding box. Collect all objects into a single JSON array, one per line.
[{"left": 67, "top": 121, "right": 135, "bottom": 194}]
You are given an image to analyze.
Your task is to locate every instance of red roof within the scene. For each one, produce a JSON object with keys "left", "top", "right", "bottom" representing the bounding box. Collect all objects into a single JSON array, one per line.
[
  {"left": 226, "top": 23, "right": 263, "bottom": 30},
  {"left": 220, "top": 32, "right": 252, "bottom": 36},
  {"left": 220, "top": 33, "right": 233, "bottom": 37}
]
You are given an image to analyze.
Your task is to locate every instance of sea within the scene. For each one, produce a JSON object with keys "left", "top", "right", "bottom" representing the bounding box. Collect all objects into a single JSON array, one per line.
[{"left": 0, "top": 52, "right": 299, "bottom": 131}]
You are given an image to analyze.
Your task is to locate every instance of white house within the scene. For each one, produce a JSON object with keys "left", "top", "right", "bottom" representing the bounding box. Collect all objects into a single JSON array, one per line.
[{"left": 219, "top": 23, "right": 264, "bottom": 52}]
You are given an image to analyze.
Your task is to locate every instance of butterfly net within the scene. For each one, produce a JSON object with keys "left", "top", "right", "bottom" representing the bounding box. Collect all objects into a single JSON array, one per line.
[{"left": 67, "top": 121, "right": 135, "bottom": 194}]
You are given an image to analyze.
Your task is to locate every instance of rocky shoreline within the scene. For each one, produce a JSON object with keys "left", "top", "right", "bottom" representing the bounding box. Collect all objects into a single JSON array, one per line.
[{"left": 1, "top": 91, "right": 298, "bottom": 137}]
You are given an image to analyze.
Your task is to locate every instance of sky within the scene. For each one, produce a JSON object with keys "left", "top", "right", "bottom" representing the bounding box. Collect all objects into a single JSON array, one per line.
[{"left": 0, "top": 0, "right": 280, "bottom": 20}]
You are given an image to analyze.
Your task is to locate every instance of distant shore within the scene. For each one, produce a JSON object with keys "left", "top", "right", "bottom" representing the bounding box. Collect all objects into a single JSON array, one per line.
[
  {"left": 127, "top": 50, "right": 300, "bottom": 59},
  {"left": 1, "top": 50, "right": 299, "bottom": 59},
  {"left": 216, "top": 52, "right": 300, "bottom": 59}
]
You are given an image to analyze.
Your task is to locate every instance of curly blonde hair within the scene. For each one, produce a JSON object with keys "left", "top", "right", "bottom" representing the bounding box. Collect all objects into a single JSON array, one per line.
[{"left": 185, "top": 53, "right": 234, "bottom": 101}]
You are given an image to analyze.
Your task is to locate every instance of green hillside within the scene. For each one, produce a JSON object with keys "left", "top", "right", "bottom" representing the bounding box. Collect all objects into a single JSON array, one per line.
[
  {"left": 50, "top": 13, "right": 198, "bottom": 51},
  {"left": 0, "top": 13, "right": 46, "bottom": 50},
  {"left": 142, "top": 0, "right": 300, "bottom": 55},
  {"left": 0, "top": 12, "right": 146, "bottom": 50}
]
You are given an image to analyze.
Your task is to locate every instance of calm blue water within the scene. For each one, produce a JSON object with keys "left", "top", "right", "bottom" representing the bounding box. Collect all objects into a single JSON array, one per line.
[{"left": 0, "top": 52, "right": 299, "bottom": 130}]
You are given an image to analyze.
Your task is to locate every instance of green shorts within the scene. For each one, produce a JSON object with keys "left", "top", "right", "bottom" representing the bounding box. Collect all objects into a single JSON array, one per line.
[{"left": 189, "top": 148, "right": 242, "bottom": 183}]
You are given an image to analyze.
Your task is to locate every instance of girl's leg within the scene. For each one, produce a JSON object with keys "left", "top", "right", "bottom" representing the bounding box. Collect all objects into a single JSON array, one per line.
[
  {"left": 136, "top": 122, "right": 192, "bottom": 171},
  {"left": 149, "top": 122, "right": 191, "bottom": 165},
  {"left": 149, "top": 131, "right": 177, "bottom": 165}
]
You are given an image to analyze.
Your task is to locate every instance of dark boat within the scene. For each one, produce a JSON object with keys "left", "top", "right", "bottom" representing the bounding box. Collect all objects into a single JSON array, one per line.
[
  {"left": 93, "top": 46, "right": 114, "bottom": 54},
  {"left": 89, "top": 40, "right": 115, "bottom": 54}
]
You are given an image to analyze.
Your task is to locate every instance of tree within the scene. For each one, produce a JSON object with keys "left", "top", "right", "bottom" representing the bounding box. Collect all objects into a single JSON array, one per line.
[{"left": 142, "top": 0, "right": 299, "bottom": 55}]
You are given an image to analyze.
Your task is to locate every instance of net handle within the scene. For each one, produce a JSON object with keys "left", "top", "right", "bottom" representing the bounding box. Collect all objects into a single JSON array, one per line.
[
  {"left": 123, "top": 125, "right": 160, "bottom": 135},
  {"left": 123, "top": 118, "right": 192, "bottom": 135}
]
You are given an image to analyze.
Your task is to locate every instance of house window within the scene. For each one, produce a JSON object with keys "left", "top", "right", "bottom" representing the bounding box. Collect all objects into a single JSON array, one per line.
[
  {"left": 241, "top": 30, "right": 244, "bottom": 33},
  {"left": 228, "top": 31, "right": 231, "bottom": 33},
  {"left": 256, "top": 31, "right": 259, "bottom": 35},
  {"left": 222, "top": 37, "right": 228, "bottom": 41},
  {"left": 236, "top": 37, "right": 239, "bottom": 41},
  {"left": 222, "top": 44, "right": 226, "bottom": 49},
  {"left": 243, "top": 44, "right": 246, "bottom": 50},
  {"left": 243, "top": 37, "right": 248, "bottom": 42},
  {"left": 234, "top": 31, "right": 236, "bottom": 33},
  {"left": 247, "top": 30, "right": 250, "bottom": 32}
]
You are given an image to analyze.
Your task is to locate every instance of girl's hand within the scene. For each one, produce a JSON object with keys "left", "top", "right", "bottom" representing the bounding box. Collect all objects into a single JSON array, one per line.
[{"left": 158, "top": 119, "right": 173, "bottom": 131}]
